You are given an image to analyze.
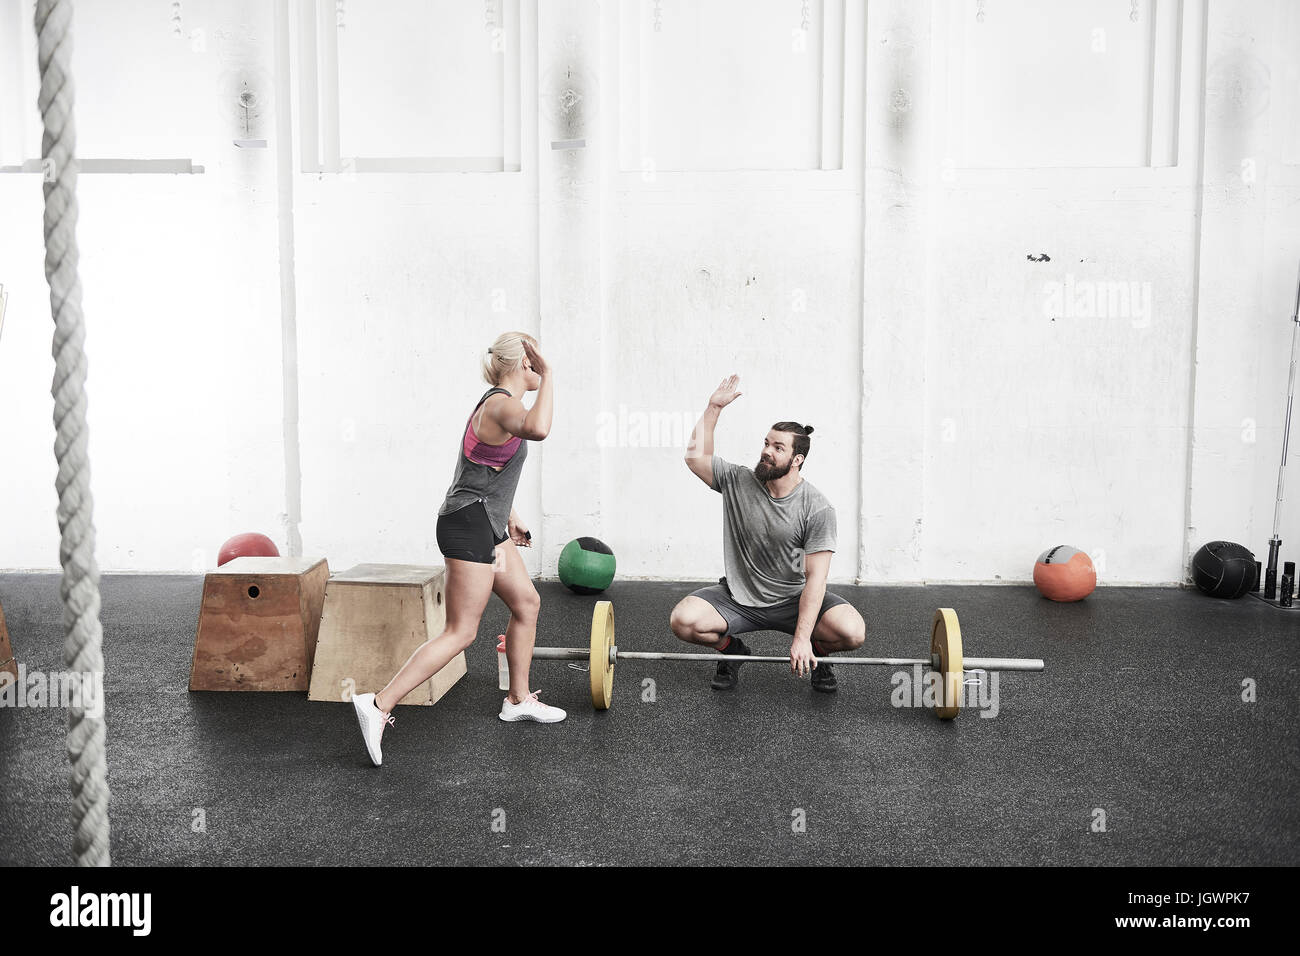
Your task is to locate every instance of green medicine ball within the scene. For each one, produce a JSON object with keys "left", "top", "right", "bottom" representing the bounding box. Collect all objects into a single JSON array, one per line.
[{"left": 559, "top": 537, "right": 616, "bottom": 594}]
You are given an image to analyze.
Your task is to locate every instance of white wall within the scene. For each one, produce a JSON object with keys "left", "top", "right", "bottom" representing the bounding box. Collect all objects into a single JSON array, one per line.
[
  {"left": 0, "top": 0, "right": 1297, "bottom": 586},
  {"left": 1, "top": 0, "right": 285, "bottom": 574}
]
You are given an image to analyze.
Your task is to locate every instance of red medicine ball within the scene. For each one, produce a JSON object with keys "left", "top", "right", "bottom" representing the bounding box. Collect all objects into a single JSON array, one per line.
[
  {"left": 1033, "top": 545, "right": 1096, "bottom": 601},
  {"left": 217, "top": 532, "right": 280, "bottom": 567}
]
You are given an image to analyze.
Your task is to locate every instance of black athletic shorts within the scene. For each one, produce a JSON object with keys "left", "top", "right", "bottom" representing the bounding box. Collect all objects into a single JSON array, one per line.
[
  {"left": 436, "top": 500, "right": 507, "bottom": 564},
  {"left": 689, "top": 577, "right": 850, "bottom": 636}
]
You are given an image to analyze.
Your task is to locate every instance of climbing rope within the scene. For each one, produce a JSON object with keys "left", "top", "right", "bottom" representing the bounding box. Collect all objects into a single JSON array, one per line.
[{"left": 35, "top": 0, "right": 111, "bottom": 866}]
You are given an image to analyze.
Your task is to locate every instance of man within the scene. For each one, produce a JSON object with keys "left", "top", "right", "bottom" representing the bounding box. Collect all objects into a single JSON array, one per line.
[{"left": 670, "top": 374, "right": 866, "bottom": 693}]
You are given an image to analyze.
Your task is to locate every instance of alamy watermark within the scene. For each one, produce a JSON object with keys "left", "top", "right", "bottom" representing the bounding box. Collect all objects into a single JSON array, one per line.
[
  {"left": 0, "top": 665, "right": 104, "bottom": 718},
  {"left": 596, "top": 405, "right": 697, "bottom": 450},
  {"left": 891, "top": 665, "right": 1000, "bottom": 718},
  {"left": 1042, "top": 274, "right": 1153, "bottom": 328},
  {"left": 50, "top": 886, "right": 150, "bottom": 935}
]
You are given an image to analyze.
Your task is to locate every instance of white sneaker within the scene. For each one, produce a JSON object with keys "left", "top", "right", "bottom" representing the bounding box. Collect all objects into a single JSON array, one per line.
[
  {"left": 499, "top": 690, "right": 567, "bottom": 723},
  {"left": 352, "top": 692, "right": 394, "bottom": 765}
]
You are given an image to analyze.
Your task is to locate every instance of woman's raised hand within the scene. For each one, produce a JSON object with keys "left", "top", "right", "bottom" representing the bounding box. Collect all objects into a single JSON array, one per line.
[{"left": 523, "top": 340, "right": 550, "bottom": 377}]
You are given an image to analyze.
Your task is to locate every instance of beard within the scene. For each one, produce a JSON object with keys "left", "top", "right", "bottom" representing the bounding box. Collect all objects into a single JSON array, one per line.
[{"left": 754, "top": 457, "right": 791, "bottom": 482}]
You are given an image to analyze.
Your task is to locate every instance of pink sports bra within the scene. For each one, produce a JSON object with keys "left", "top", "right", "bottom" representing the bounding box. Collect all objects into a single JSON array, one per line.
[{"left": 463, "top": 394, "right": 523, "bottom": 468}]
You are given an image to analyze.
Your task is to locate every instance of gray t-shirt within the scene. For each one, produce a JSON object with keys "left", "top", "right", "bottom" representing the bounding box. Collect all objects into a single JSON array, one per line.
[{"left": 710, "top": 454, "right": 837, "bottom": 607}]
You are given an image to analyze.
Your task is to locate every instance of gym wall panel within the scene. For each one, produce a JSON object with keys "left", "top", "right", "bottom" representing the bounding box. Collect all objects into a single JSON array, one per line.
[
  {"left": 602, "top": 192, "right": 863, "bottom": 582},
  {"left": 1282, "top": 2, "right": 1300, "bottom": 168},
  {"left": 0, "top": 180, "right": 63, "bottom": 568},
  {"left": 0, "top": 0, "right": 33, "bottom": 165},
  {"left": 0, "top": 0, "right": 285, "bottom": 574},
  {"left": 335, "top": 0, "right": 507, "bottom": 161},
  {"left": 59, "top": 0, "right": 217, "bottom": 161},
  {"left": 923, "top": 192, "right": 1200, "bottom": 583},
  {"left": 616, "top": 0, "right": 839, "bottom": 171},
  {"left": 292, "top": 179, "right": 540, "bottom": 575},
  {"left": 72, "top": 175, "right": 286, "bottom": 573},
  {"left": 940, "top": 0, "right": 1181, "bottom": 169},
  {"left": 904, "top": 0, "right": 1219, "bottom": 586},
  {"left": 597, "top": 0, "right": 864, "bottom": 582}
]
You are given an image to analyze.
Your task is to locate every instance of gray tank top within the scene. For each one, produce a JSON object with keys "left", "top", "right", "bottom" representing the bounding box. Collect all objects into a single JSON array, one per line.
[{"left": 438, "top": 387, "right": 529, "bottom": 538}]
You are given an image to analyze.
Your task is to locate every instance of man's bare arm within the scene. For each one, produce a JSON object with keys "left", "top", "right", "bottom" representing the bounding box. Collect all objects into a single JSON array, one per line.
[
  {"left": 790, "top": 551, "right": 832, "bottom": 676},
  {"left": 685, "top": 374, "right": 742, "bottom": 487}
]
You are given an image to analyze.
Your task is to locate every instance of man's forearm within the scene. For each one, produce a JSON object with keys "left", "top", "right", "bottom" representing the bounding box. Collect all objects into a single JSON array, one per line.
[
  {"left": 687, "top": 404, "right": 722, "bottom": 460},
  {"left": 793, "top": 575, "right": 827, "bottom": 643}
]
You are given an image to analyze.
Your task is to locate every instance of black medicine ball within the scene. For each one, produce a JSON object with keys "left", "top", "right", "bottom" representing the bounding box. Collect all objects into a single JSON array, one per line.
[{"left": 1191, "top": 540, "right": 1257, "bottom": 599}]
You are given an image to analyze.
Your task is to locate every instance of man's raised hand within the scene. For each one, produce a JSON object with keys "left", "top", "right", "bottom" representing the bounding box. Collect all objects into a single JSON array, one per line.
[{"left": 709, "top": 374, "right": 743, "bottom": 409}]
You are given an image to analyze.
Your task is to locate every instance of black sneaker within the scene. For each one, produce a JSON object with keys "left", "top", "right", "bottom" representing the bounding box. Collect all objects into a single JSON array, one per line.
[
  {"left": 811, "top": 659, "right": 837, "bottom": 693},
  {"left": 711, "top": 638, "right": 751, "bottom": 690}
]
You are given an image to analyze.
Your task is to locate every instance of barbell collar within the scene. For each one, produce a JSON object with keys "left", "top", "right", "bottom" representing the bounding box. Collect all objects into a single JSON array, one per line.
[
  {"left": 963, "top": 657, "right": 1044, "bottom": 672},
  {"left": 530, "top": 646, "right": 589, "bottom": 662}
]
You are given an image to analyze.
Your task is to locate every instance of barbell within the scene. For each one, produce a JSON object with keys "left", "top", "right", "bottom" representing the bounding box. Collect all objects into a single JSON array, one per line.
[{"left": 528, "top": 601, "right": 1044, "bottom": 719}]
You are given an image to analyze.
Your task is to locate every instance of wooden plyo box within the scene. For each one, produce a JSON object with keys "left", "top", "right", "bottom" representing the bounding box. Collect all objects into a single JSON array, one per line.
[
  {"left": 308, "top": 564, "right": 465, "bottom": 707},
  {"left": 0, "top": 599, "right": 16, "bottom": 681},
  {"left": 189, "top": 557, "right": 330, "bottom": 692}
]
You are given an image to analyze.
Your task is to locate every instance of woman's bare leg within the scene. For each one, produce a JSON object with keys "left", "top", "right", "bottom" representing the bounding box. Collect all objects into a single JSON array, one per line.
[
  {"left": 490, "top": 539, "right": 541, "bottom": 703},
  {"left": 374, "top": 557, "right": 495, "bottom": 712}
]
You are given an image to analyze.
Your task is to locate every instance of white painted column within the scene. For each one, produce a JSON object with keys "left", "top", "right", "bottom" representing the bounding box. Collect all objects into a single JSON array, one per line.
[
  {"left": 859, "top": 0, "right": 934, "bottom": 583},
  {"left": 1185, "top": 0, "right": 1279, "bottom": 576},
  {"left": 536, "top": 0, "right": 606, "bottom": 569}
]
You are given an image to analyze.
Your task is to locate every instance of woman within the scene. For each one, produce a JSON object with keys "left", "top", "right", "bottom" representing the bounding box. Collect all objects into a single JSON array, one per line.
[{"left": 352, "top": 332, "right": 563, "bottom": 766}]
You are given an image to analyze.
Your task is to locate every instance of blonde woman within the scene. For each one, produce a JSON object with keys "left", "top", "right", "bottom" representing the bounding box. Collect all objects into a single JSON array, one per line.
[{"left": 352, "top": 332, "right": 563, "bottom": 766}]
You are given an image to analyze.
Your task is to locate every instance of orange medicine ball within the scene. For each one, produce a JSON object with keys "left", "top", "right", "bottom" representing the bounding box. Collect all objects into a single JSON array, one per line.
[{"left": 1033, "top": 545, "right": 1096, "bottom": 601}]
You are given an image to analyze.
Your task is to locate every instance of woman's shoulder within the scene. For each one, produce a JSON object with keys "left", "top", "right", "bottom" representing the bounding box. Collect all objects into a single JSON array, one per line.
[{"left": 479, "top": 389, "right": 517, "bottom": 414}]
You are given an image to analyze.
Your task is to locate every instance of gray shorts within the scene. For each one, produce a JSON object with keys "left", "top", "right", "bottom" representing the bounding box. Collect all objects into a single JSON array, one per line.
[{"left": 688, "top": 578, "right": 850, "bottom": 636}]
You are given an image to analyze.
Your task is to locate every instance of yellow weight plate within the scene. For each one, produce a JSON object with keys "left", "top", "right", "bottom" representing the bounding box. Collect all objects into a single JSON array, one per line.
[
  {"left": 589, "top": 600, "right": 615, "bottom": 710},
  {"left": 930, "top": 608, "right": 963, "bottom": 719}
]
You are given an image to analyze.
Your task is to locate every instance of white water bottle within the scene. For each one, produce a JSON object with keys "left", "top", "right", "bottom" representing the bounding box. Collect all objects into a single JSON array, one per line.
[{"left": 496, "top": 634, "right": 510, "bottom": 691}]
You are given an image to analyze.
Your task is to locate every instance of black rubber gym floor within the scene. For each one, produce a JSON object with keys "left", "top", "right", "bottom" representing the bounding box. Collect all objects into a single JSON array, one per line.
[{"left": 1, "top": 574, "right": 1296, "bottom": 866}]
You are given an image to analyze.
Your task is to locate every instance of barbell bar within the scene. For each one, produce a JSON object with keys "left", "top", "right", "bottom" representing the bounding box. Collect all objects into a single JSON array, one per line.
[
  {"left": 529, "top": 601, "right": 1044, "bottom": 719},
  {"left": 531, "top": 647, "right": 1043, "bottom": 672}
]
